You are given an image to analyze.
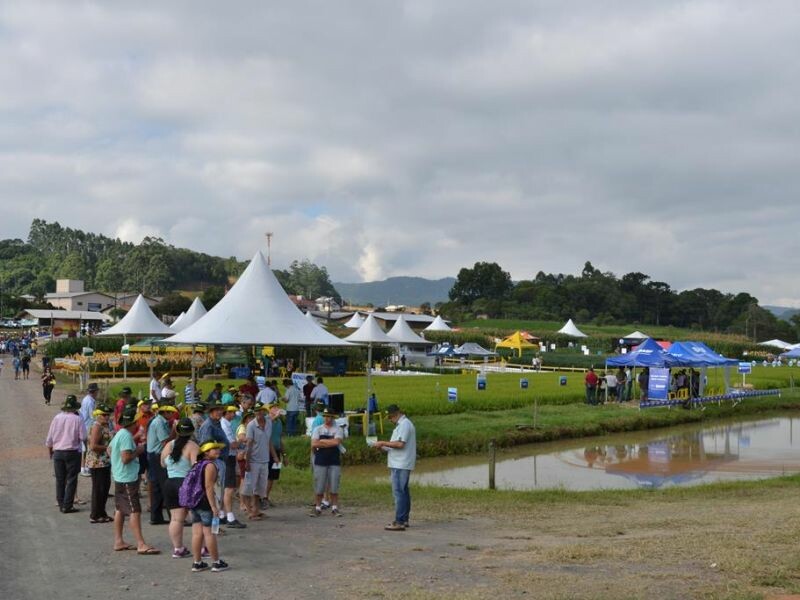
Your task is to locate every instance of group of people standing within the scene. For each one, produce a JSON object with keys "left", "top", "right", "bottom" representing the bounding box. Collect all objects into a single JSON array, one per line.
[
  {"left": 44, "top": 370, "right": 418, "bottom": 573},
  {"left": 583, "top": 366, "right": 637, "bottom": 404}
]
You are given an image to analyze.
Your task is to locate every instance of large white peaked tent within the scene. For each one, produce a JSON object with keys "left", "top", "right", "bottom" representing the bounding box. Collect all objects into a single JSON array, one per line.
[
  {"left": 557, "top": 318, "right": 588, "bottom": 338},
  {"left": 170, "top": 298, "right": 208, "bottom": 333},
  {"left": 424, "top": 315, "right": 452, "bottom": 332},
  {"left": 386, "top": 314, "right": 428, "bottom": 345},
  {"left": 164, "top": 251, "right": 351, "bottom": 346},
  {"left": 98, "top": 294, "right": 172, "bottom": 336},
  {"left": 343, "top": 312, "right": 365, "bottom": 328}
]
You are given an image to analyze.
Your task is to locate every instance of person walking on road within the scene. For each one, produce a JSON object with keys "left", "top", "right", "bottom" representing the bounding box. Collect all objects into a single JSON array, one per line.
[
  {"left": 372, "top": 404, "right": 416, "bottom": 531},
  {"left": 109, "top": 408, "right": 160, "bottom": 555},
  {"left": 45, "top": 394, "right": 86, "bottom": 513},
  {"left": 87, "top": 404, "right": 113, "bottom": 523},
  {"left": 41, "top": 367, "right": 55, "bottom": 405}
]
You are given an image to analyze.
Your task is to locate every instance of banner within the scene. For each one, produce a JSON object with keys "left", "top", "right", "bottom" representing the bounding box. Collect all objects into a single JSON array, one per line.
[
  {"left": 447, "top": 387, "right": 458, "bottom": 403},
  {"left": 648, "top": 368, "right": 670, "bottom": 401}
]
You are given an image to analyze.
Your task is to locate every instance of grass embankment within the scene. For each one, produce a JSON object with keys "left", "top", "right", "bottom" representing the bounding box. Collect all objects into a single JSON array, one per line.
[{"left": 101, "top": 372, "right": 800, "bottom": 468}]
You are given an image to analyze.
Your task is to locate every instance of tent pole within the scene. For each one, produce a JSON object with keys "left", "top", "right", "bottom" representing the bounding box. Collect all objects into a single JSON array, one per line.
[
  {"left": 123, "top": 333, "right": 127, "bottom": 381},
  {"left": 367, "top": 343, "right": 373, "bottom": 404},
  {"left": 191, "top": 344, "right": 197, "bottom": 396}
]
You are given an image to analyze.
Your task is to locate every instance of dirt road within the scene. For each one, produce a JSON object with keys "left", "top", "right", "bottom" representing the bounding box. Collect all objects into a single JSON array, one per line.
[{"left": 2, "top": 360, "right": 799, "bottom": 599}]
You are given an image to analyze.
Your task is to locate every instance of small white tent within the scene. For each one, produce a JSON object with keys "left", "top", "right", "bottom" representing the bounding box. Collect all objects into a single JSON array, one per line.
[
  {"left": 557, "top": 318, "right": 588, "bottom": 338},
  {"left": 170, "top": 298, "right": 207, "bottom": 333},
  {"left": 424, "top": 315, "right": 452, "bottom": 332},
  {"left": 98, "top": 294, "right": 172, "bottom": 337},
  {"left": 343, "top": 312, "right": 365, "bottom": 328},
  {"left": 345, "top": 314, "right": 395, "bottom": 414},
  {"left": 622, "top": 330, "right": 648, "bottom": 341},
  {"left": 170, "top": 311, "right": 186, "bottom": 331},
  {"left": 386, "top": 314, "right": 428, "bottom": 345},
  {"left": 758, "top": 339, "right": 794, "bottom": 350}
]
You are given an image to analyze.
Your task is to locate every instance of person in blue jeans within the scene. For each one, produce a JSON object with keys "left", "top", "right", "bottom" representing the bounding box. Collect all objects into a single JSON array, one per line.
[{"left": 372, "top": 404, "right": 416, "bottom": 531}]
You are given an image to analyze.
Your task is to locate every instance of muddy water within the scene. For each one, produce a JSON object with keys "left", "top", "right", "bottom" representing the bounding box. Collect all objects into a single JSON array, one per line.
[{"left": 409, "top": 413, "right": 800, "bottom": 490}]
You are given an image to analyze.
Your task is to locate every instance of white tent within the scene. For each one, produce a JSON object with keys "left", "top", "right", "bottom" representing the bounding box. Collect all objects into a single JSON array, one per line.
[
  {"left": 98, "top": 294, "right": 172, "bottom": 337},
  {"left": 345, "top": 314, "right": 395, "bottom": 415},
  {"left": 622, "top": 330, "right": 648, "bottom": 341},
  {"left": 343, "top": 312, "right": 365, "bottom": 328},
  {"left": 170, "top": 297, "right": 208, "bottom": 333},
  {"left": 454, "top": 342, "right": 495, "bottom": 356},
  {"left": 386, "top": 314, "right": 428, "bottom": 345},
  {"left": 758, "top": 339, "right": 794, "bottom": 350},
  {"left": 164, "top": 251, "right": 352, "bottom": 347},
  {"left": 305, "top": 310, "right": 324, "bottom": 327},
  {"left": 170, "top": 311, "right": 186, "bottom": 330},
  {"left": 557, "top": 318, "right": 588, "bottom": 338},
  {"left": 424, "top": 315, "right": 452, "bottom": 332}
]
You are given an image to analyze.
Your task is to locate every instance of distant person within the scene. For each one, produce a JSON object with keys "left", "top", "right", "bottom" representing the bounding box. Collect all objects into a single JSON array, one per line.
[
  {"left": 302, "top": 375, "right": 316, "bottom": 417},
  {"left": 21, "top": 353, "right": 30, "bottom": 379},
  {"left": 206, "top": 383, "right": 223, "bottom": 404},
  {"left": 149, "top": 371, "right": 161, "bottom": 402},
  {"left": 42, "top": 367, "right": 56, "bottom": 405},
  {"left": 605, "top": 370, "right": 618, "bottom": 402},
  {"left": 584, "top": 368, "right": 599, "bottom": 405},
  {"left": 616, "top": 368, "right": 627, "bottom": 402},
  {"left": 255, "top": 381, "right": 277, "bottom": 406},
  {"left": 310, "top": 376, "right": 329, "bottom": 407},
  {"left": 638, "top": 368, "right": 649, "bottom": 402},
  {"left": 283, "top": 378, "right": 303, "bottom": 436}
]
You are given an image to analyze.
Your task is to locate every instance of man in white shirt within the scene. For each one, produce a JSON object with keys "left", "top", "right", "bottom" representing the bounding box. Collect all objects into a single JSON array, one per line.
[
  {"left": 373, "top": 404, "right": 416, "bottom": 531},
  {"left": 149, "top": 371, "right": 161, "bottom": 402},
  {"left": 256, "top": 383, "right": 277, "bottom": 406},
  {"left": 309, "top": 376, "right": 329, "bottom": 406},
  {"left": 283, "top": 378, "right": 304, "bottom": 436}
]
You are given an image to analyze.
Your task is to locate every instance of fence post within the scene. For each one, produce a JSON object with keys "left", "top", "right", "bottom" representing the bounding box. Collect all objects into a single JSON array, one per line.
[{"left": 488, "top": 439, "right": 496, "bottom": 490}]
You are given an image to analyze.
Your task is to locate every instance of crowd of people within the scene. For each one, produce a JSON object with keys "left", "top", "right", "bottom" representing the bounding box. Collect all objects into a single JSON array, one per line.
[{"left": 42, "top": 367, "right": 417, "bottom": 573}]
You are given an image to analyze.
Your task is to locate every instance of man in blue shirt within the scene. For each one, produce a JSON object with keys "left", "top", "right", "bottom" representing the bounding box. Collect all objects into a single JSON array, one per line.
[
  {"left": 198, "top": 400, "right": 230, "bottom": 521},
  {"left": 373, "top": 404, "right": 416, "bottom": 531},
  {"left": 146, "top": 404, "right": 176, "bottom": 525}
]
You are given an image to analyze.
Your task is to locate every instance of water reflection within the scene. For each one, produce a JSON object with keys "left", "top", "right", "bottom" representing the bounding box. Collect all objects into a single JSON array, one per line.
[{"left": 411, "top": 415, "right": 800, "bottom": 491}]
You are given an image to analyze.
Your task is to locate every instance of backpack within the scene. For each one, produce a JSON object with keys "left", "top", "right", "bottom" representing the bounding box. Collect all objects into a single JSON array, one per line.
[{"left": 178, "top": 460, "right": 211, "bottom": 508}]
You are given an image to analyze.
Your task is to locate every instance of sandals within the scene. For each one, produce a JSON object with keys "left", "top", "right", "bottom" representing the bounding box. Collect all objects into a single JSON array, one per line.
[
  {"left": 91, "top": 516, "right": 113, "bottom": 524},
  {"left": 137, "top": 546, "right": 161, "bottom": 555}
]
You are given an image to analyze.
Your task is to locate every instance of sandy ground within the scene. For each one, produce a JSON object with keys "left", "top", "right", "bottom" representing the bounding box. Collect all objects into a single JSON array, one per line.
[{"left": 2, "top": 359, "right": 800, "bottom": 600}]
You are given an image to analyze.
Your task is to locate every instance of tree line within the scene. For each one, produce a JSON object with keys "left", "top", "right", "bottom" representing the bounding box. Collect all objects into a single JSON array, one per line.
[{"left": 439, "top": 261, "right": 797, "bottom": 342}]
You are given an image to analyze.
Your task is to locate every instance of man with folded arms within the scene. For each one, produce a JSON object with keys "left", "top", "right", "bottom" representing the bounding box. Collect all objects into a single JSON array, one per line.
[{"left": 45, "top": 394, "right": 86, "bottom": 513}]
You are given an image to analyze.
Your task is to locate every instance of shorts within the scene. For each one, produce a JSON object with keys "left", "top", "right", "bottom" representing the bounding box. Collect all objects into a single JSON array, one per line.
[
  {"left": 313, "top": 464, "right": 341, "bottom": 495},
  {"left": 240, "top": 462, "right": 268, "bottom": 497},
  {"left": 164, "top": 477, "right": 184, "bottom": 510},
  {"left": 191, "top": 507, "right": 214, "bottom": 527},
  {"left": 114, "top": 481, "right": 141, "bottom": 516},
  {"left": 267, "top": 457, "right": 281, "bottom": 481},
  {"left": 224, "top": 455, "right": 237, "bottom": 488}
]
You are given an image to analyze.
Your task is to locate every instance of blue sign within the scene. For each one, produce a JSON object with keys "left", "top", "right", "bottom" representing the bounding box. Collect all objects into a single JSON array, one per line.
[
  {"left": 520, "top": 378, "right": 529, "bottom": 389},
  {"left": 648, "top": 368, "right": 670, "bottom": 401},
  {"left": 738, "top": 362, "right": 752, "bottom": 374},
  {"left": 447, "top": 387, "right": 458, "bottom": 403},
  {"left": 559, "top": 376, "right": 567, "bottom": 386},
  {"left": 476, "top": 375, "right": 486, "bottom": 391}
]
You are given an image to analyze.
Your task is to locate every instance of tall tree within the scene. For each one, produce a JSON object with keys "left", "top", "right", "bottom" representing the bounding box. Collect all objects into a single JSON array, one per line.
[{"left": 449, "top": 262, "right": 513, "bottom": 304}]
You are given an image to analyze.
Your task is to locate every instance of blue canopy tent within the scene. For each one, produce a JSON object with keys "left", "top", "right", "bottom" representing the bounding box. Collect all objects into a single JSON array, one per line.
[
  {"left": 780, "top": 347, "right": 800, "bottom": 359},
  {"left": 667, "top": 341, "right": 738, "bottom": 396},
  {"left": 606, "top": 337, "right": 685, "bottom": 368}
]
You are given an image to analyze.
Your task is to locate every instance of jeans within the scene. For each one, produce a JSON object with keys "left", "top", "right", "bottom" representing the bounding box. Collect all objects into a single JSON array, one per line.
[
  {"left": 390, "top": 468, "right": 411, "bottom": 525},
  {"left": 585, "top": 385, "right": 597, "bottom": 405},
  {"left": 286, "top": 411, "right": 300, "bottom": 436},
  {"left": 53, "top": 449, "right": 81, "bottom": 509}
]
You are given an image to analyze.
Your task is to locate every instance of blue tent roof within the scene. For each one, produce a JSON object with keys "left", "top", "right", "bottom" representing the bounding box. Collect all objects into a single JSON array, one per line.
[
  {"left": 666, "top": 341, "right": 737, "bottom": 367},
  {"left": 781, "top": 347, "right": 800, "bottom": 359},
  {"left": 606, "top": 337, "right": 684, "bottom": 368}
]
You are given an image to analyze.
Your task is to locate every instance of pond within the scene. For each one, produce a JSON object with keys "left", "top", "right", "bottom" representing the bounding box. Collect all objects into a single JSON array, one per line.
[{"left": 409, "top": 413, "right": 800, "bottom": 491}]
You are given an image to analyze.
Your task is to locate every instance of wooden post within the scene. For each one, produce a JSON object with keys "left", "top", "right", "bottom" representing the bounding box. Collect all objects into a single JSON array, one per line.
[
  {"left": 488, "top": 439, "right": 496, "bottom": 490},
  {"left": 533, "top": 397, "right": 539, "bottom": 429}
]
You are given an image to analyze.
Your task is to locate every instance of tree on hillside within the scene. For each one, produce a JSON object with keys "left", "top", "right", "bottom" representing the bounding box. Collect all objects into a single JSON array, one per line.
[
  {"left": 201, "top": 286, "right": 225, "bottom": 310},
  {"left": 153, "top": 292, "right": 193, "bottom": 317},
  {"left": 449, "top": 262, "right": 512, "bottom": 304},
  {"left": 286, "top": 260, "right": 339, "bottom": 300}
]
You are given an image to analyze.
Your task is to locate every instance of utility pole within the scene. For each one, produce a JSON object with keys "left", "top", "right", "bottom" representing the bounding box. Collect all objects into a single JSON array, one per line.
[{"left": 265, "top": 232, "right": 273, "bottom": 267}]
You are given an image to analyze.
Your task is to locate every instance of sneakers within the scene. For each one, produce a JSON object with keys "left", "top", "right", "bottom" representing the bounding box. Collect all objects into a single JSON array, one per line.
[
  {"left": 79, "top": 468, "right": 91, "bottom": 477},
  {"left": 331, "top": 508, "right": 342, "bottom": 517},
  {"left": 225, "top": 519, "right": 246, "bottom": 529},
  {"left": 172, "top": 547, "right": 191, "bottom": 559},
  {"left": 310, "top": 506, "right": 322, "bottom": 517},
  {"left": 320, "top": 500, "right": 331, "bottom": 510},
  {"left": 211, "top": 559, "right": 229, "bottom": 572},
  {"left": 384, "top": 522, "right": 406, "bottom": 531},
  {"left": 192, "top": 561, "right": 209, "bottom": 572}
]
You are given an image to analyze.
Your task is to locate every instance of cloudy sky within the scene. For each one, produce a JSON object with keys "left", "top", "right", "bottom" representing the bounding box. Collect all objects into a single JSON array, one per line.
[{"left": 2, "top": 1, "right": 799, "bottom": 305}]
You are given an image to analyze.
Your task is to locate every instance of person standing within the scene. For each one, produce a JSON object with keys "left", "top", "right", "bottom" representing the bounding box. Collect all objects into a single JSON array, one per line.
[
  {"left": 87, "top": 404, "right": 113, "bottom": 523},
  {"left": 146, "top": 404, "right": 177, "bottom": 525},
  {"left": 255, "top": 381, "right": 277, "bottom": 406},
  {"left": 241, "top": 402, "right": 278, "bottom": 519},
  {"left": 161, "top": 418, "right": 199, "bottom": 559},
  {"left": 220, "top": 406, "right": 246, "bottom": 529},
  {"left": 41, "top": 367, "right": 56, "bottom": 405},
  {"left": 584, "top": 368, "right": 599, "bottom": 405},
  {"left": 605, "top": 370, "right": 618, "bottom": 402},
  {"left": 283, "top": 378, "right": 303, "bottom": 436},
  {"left": 310, "top": 376, "right": 329, "bottom": 406},
  {"left": 149, "top": 371, "right": 161, "bottom": 402},
  {"left": 45, "top": 395, "right": 86, "bottom": 513},
  {"left": 616, "top": 367, "right": 627, "bottom": 402},
  {"left": 310, "top": 408, "right": 344, "bottom": 517},
  {"left": 189, "top": 441, "right": 229, "bottom": 572},
  {"left": 372, "top": 404, "right": 416, "bottom": 531},
  {"left": 79, "top": 383, "right": 100, "bottom": 477},
  {"left": 302, "top": 375, "right": 316, "bottom": 417},
  {"left": 265, "top": 402, "right": 285, "bottom": 507},
  {"left": 109, "top": 408, "right": 159, "bottom": 554}
]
